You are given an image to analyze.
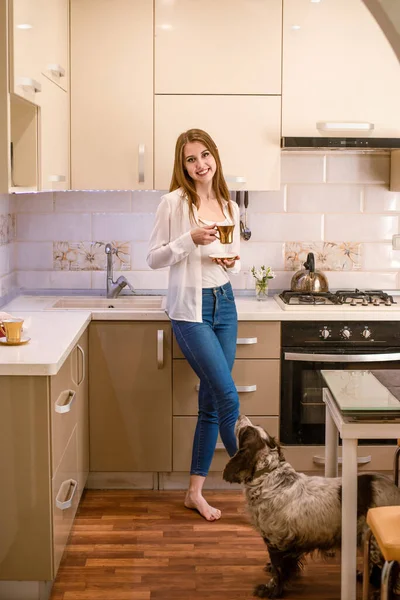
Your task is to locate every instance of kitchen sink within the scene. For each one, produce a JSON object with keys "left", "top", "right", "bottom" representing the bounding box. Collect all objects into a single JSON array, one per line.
[{"left": 50, "top": 296, "right": 164, "bottom": 310}]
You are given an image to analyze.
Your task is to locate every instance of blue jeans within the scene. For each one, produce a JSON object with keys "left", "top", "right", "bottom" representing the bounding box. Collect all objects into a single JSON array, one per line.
[{"left": 171, "top": 282, "right": 239, "bottom": 477}]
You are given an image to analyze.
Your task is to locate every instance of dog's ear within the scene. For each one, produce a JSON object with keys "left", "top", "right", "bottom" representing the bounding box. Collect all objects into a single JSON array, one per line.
[{"left": 223, "top": 426, "right": 265, "bottom": 484}]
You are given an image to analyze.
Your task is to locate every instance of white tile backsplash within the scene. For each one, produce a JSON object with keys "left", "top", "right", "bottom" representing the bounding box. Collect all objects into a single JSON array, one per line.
[
  {"left": 325, "top": 214, "right": 398, "bottom": 242},
  {"left": 326, "top": 154, "right": 390, "bottom": 184},
  {"left": 4, "top": 153, "right": 400, "bottom": 297},
  {"left": 287, "top": 184, "right": 362, "bottom": 213},
  {"left": 249, "top": 213, "right": 323, "bottom": 242},
  {"left": 17, "top": 213, "right": 91, "bottom": 241},
  {"left": 54, "top": 191, "right": 132, "bottom": 213},
  {"left": 363, "top": 185, "right": 400, "bottom": 213},
  {"left": 281, "top": 154, "right": 326, "bottom": 183},
  {"left": 92, "top": 213, "right": 155, "bottom": 241}
]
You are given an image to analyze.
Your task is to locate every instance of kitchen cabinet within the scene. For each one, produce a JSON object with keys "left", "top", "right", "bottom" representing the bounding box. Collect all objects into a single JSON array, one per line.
[
  {"left": 70, "top": 0, "right": 153, "bottom": 190},
  {"left": 172, "top": 322, "right": 280, "bottom": 471},
  {"left": 155, "top": 95, "right": 281, "bottom": 191},
  {"left": 39, "top": 0, "right": 68, "bottom": 91},
  {"left": 89, "top": 322, "right": 172, "bottom": 472},
  {"left": 282, "top": 0, "right": 400, "bottom": 138},
  {"left": 0, "top": 331, "right": 88, "bottom": 594},
  {"left": 10, "top": 0, "right": 43, "bottom": 106},
  {"left": 155, "top": 0, "right": 282, "bottom": 95},
  {"left": 40, "top": 75, "right": 69, "bottom": 190}
]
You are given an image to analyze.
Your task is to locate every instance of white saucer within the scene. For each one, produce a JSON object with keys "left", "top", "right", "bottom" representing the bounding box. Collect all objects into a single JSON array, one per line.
[
  {"left": 0, "top": 336, "right": 31, "bottom": 346},
  {"left": 209, "top": 253, "right": 237, "bottom": 260}
]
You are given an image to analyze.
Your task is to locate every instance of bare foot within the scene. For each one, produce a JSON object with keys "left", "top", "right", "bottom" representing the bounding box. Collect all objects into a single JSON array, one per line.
[{"left": 184, "top": 492, "right": 222, "bottom": 521}]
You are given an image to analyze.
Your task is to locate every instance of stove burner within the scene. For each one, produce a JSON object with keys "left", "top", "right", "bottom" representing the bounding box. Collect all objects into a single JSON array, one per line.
[
  {"left": 298, "top": 295, "right": 327, "bottom": 305},
  {"left": 279, "top": 288, "right": 396, "bottom": 306}
]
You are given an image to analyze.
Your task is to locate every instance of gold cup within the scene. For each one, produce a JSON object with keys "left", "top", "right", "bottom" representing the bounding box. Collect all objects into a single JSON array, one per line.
[
  {"left": 2, "top": 318, "right": 24, "bottom": 343},
  {"left": 216, "top": 224, "right": 234, "bottom": 244}
]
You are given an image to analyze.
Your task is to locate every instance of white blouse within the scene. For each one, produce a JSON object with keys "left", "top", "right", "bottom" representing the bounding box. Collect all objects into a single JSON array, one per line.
[{"left": 147, "top": 188, "right": 241, "bottom": 322}]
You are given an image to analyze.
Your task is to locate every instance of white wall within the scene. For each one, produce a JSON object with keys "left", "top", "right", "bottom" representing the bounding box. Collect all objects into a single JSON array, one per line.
[{"left": 3, "top": 152, "right": 400, "bottom": 297}]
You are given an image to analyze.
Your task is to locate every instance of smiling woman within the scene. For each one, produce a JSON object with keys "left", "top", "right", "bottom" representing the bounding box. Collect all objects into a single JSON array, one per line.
[{"left": 147, "top": 128, "right": 241, "bottom": 522}]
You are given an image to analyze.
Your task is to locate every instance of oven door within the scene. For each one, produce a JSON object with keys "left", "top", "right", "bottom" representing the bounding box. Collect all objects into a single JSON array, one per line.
[{"left": 280, "top": 347, "right": 400, "bottom": 445}]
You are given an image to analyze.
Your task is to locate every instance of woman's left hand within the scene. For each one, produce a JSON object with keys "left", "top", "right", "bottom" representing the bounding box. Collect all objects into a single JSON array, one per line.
[{"left": 212, "top": 255, "right": 240, "bottom": 268}]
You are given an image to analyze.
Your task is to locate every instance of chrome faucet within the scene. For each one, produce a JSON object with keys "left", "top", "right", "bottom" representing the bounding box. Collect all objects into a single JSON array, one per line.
[{"left": 105, "top": 243, "right": 135, "bottom": 298}]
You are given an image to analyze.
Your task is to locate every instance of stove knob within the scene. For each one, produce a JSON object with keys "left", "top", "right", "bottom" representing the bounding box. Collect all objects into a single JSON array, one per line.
[
  {"left": 341, "top": 327, "right": 351, "bottom": 339},
  {"left": 362, "top": 328, "right": 371, "bottom": 339},
  {"left": 320, "top": 328, "right": 330, "bottom": 339}
]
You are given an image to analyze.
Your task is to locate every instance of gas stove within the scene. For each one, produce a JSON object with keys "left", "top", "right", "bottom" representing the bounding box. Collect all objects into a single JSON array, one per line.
[{"left": 275, "top": 289, "right": 400, "bottom": 311}]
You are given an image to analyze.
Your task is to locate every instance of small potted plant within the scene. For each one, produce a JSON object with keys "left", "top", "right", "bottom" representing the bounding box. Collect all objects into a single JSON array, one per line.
[{"left": 251, "top": 265, "right": 275, "bottom": 301}]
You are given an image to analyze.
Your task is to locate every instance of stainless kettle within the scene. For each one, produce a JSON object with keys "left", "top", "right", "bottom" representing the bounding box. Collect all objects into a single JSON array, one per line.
[{"left": 290, "top": 252, "right": 329, "bottom": 293}]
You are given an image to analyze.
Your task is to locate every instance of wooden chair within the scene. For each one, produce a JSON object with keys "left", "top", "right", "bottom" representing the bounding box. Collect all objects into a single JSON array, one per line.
[{"left": 362, "top": 506, "right": 400, "bottom": 599}]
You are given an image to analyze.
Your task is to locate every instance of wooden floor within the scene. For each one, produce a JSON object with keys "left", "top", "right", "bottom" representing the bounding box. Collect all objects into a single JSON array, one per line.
[{"left": 50, "top": 490, "right": 364, "bottom": 600}]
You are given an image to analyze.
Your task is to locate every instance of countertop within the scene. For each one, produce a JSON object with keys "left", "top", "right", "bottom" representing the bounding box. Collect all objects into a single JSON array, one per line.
[{"left": 2, "top": 292, "right": 400, "bottom": 376}]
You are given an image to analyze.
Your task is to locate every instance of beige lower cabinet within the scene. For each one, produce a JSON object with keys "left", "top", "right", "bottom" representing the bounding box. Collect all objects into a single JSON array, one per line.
[
  {"left": 0, "top": 331, "right": 88, "bottom": 592},
  {"left": 89, "top": 322, "right": 172, "bottom": 472},
  {"left": 284, "top": 445, "right": 396, "bottom": 474}
]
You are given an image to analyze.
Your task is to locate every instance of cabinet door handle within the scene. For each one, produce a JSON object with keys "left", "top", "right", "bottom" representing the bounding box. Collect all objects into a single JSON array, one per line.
[
  {"left": 48, "top": 175, "right": 66, "bottom": 182},
  {"left": 55, "top": 389, "right": 76, "bottom": 414},
  {"left": 316, "top": 121, "right": 374, "bottom": 132},
  {"left": 56, "top": 479, "right": 78, "bottom": 510},
  {"left": 157, "top": 330, "right": 164, "bottom": 369},
  {"left": 215, "top": 442, "right": 225, "bottom": 450},
  {"left": 47, "top": 63, "right": 66, "bottom": 78},
  {"left": 225, "top": 175, "right": 246, "bottom": 184},
  {"left": 16, "top": 77, "right": 41, "bottom": 93},
  {"left": 237, "top": 337, "right": 257, "bottom": 345},
  {"left": 195, "top": 383, "right": 256, "bottom": 393},
  {"left": 138, "top": 144, "right": 145, "bottom": 183},
  {"left": 77, "top": 344, "right": 85, "bottom": 386},
  {"left": 312, "top": 455, "right": 371, "bottom": 466}
]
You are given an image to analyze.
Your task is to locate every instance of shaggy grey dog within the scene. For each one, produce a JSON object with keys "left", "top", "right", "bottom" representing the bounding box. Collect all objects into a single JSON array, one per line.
[{"left": 223, "top": 415, "right": 400, "bottom": 599}]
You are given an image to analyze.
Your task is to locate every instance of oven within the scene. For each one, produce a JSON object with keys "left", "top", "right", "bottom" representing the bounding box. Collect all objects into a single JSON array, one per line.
[{"left": 280, "top": 321, "right": 400, "bottom": 445}]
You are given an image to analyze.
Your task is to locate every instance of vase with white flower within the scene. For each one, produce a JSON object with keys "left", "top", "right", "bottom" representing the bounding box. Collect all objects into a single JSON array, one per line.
[{"left": 251, "top": 265, "right": 275, "bottom": 301}]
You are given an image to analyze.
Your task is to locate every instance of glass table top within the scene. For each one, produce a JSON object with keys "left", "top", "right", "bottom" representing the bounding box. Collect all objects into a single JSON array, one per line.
[{"left": 321, "top": 370, "right": 400, "bottom": 412}]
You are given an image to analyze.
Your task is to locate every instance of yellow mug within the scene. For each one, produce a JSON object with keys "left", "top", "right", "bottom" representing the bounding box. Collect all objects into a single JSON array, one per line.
[
  {"left": 1, "top": 318, "right": 24, "bottom": 343},
  {"left": 215, "top": 224, "right": 234, "bottom": 244}
]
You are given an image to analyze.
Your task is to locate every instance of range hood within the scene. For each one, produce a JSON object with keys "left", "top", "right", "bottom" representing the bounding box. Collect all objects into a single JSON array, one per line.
[{"left": 282, "top": 137, "right": 400, "bottom": 150}]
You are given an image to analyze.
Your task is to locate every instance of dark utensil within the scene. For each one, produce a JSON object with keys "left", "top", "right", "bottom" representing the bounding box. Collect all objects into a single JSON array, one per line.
[
  {"left": 241, "top": 191, "right": 251, "bottom": 240},
  {"left": 235, "top": 191, "right": 241, "bottom": 207}
]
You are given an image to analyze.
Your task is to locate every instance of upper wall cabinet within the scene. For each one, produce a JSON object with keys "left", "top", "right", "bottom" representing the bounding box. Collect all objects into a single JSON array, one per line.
[
  {"left": 155, "top": 95, "right": 281, "bottom": 191},
  {"left": 282, "top": 0, "right": 400, "bottom": 137},
  {"left": 70, "top": 0, "right": 153, "bottom": 190},
  {"left": 10, "top": 0, "right": 44, "bottom": 105},
  {"left": 155, "top": 0, "right": 282, "bottom": 95},
  {"left": 39, "top": 0, "right": 69, "bottom": 91}
]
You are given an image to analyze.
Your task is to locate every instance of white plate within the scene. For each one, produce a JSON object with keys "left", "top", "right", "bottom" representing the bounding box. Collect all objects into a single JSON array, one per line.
[
  {"left": 0, "top": 336, "right": 31, "bottom": 346},
  {"left": 209, "top": 253, "right": 237, "bottom": 260}
]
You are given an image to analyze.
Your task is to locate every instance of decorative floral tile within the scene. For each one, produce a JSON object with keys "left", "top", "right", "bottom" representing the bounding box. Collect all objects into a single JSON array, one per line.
[
  {"left": 0, "top": 214, "right": 16, "bottom": 246},
  {"left": 285, "top": 242, "right": 362, "bottom": 271},
  {"left": 53, "top": 241, "right": 131, "bottom": 271}
]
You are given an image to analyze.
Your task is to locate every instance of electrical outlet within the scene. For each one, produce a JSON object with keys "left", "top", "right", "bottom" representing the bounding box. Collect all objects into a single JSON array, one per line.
[{"left": 392, "top": 234, "right": 400, "bottom": 250}]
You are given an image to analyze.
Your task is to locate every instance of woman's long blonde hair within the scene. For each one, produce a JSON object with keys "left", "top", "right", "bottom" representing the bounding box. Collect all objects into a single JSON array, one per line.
[{"left": 169, "top": 129, "right": 233, "bottom": 223}]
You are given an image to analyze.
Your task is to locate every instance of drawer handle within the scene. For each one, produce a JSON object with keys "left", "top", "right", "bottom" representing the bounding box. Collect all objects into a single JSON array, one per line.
[
  {"left": 47, "top": 63, "right": 66, "bottom": 78},
  {"left": 313, "top": 455, "right": 371, "bottom": 466},
  {"left": 48, "top": 175, "right": 66, "bottom": 182},
  {"left": 157, "top": 330, "right": 164, "bottom": 369},
  {"left": 16, "top": 76, "right": 42, "bottom": 93},
  {"left": 77, "top": 344, "right": 85, "bottom": 386},
  {"left": 55, "top": 390, "right": 76, "bottom": 414},
  {"left": 237, "top": 337, "right": 257, "bottom": 345},
  {"left": 138, "top": 143, "right": 145, "bottom": 183},
  {"left": 225, "top": 175, "right": 246, "bottom": 184},
  {"left": 195, "top": 383, "right": 256, "bottom": 393},
  {"left": 56, "top": 479, "right": 78, "bottom": 510},
  {"left": 215, "top": 442, "right": 225, "bottom": 450}
]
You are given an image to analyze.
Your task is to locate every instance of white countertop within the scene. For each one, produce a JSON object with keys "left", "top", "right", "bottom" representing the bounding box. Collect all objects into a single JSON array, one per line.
[
  {"left": 0, "top": 310, "right": 91, "bottom": 376},
  {"left": 2, "top": 293, "right": 400, "bottom": 376}
]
